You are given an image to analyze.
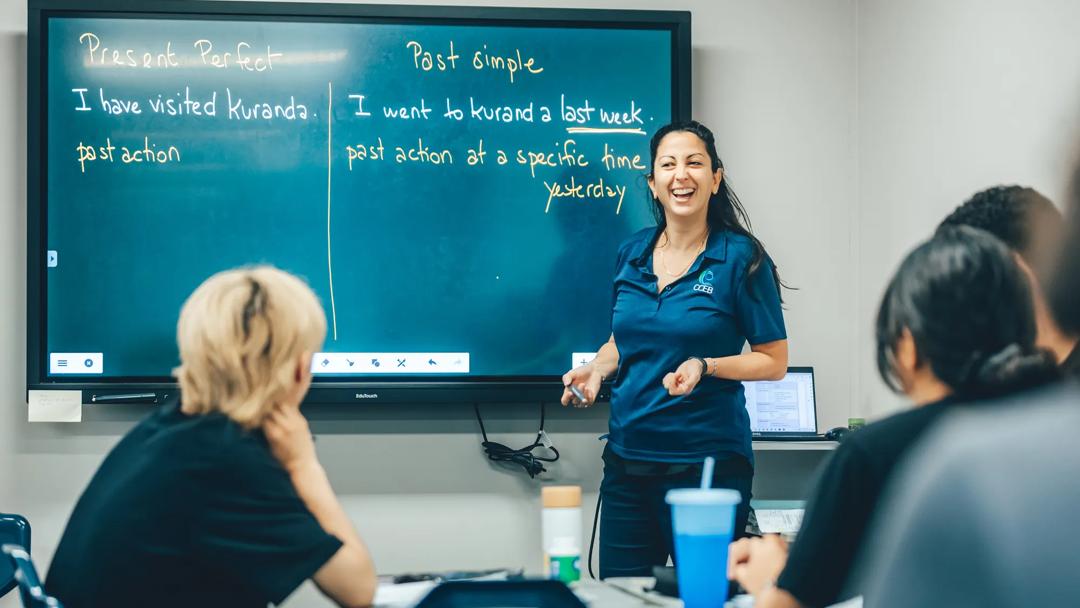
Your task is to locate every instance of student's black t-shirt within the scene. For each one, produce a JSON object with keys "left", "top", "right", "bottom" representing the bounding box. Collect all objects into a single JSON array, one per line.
[
  {"left": 1061, "top": 343, "right": 1080, "bottom": 379},
  {"left": 776, "top": 397, "right": 956, "bottom": 607},
  {"left": 46, "top": 402, "right": 343, "bottom": 608}
]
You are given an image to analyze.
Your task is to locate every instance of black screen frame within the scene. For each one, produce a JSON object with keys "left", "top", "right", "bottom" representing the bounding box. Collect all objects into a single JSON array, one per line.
[{"left": 26, "top": 0, "right": 692, "bottom": 405}]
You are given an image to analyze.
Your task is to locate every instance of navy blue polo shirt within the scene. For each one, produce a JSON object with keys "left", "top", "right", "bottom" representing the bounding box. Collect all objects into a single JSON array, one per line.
[{"left": 608, "top": 227, "right": 787, "bottom": 464}]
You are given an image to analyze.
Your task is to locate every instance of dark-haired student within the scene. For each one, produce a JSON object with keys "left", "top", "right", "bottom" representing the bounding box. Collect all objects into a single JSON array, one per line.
[
  {"left": 726, "top": 226, "right": 1060, "bottom": 608},
  {"left": 855, "top": 162, "right": 1080, "bottom": 607},
  {"left": 560, "top": 120, "right": 788, "bottom": 578},
  {"left": 939, "top": 185, "right": 1079, "bottom": 376}
]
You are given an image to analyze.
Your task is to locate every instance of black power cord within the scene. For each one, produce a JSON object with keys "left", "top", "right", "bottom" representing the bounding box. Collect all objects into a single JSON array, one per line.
[
  {"left": 588, "top": 490, "right": 601, "bottom": 580},
  {"left": 474, "top": 403, "right": 559, "bottom": 478}
]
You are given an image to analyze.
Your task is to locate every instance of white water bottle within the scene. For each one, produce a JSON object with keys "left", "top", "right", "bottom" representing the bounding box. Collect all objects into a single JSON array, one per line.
[{"left": 541, "top": 485, "right": 582, "bottom": 580}]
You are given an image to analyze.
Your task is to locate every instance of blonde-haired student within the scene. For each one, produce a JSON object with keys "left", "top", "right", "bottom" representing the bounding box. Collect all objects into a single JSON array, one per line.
[{"left": 48, "top": 266, "right": 376, "bottom": 608}]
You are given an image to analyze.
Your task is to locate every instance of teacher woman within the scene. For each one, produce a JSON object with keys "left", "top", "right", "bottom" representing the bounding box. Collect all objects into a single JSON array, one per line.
[{"left": 562, "top": 120, "right": 788, "bottom": 578}]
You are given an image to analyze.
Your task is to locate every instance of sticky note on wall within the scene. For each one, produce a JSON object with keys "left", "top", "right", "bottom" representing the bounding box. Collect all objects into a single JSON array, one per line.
[{"left": 28, "top": 390, "right": 82, "bottom": 422}]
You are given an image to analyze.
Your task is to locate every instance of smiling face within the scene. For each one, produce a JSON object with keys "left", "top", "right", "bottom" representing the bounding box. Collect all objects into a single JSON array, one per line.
[{"left": 647, "top": 131, "right": 723, "bottom": 225}]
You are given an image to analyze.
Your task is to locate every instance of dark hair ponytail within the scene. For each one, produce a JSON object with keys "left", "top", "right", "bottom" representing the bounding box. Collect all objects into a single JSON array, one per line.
[
  {"left": 957, "top": 343, "right": 1060, "bottom": 399},
  {"left": 647, "top": 120, "right": 787, "bottom": 301},
  {"left": 876, "top": 226, "right": 1060, "bottom": 398}
]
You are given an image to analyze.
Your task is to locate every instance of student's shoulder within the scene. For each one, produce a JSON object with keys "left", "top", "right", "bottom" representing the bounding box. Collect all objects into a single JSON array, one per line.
[
  {"left": 220, "top": 425, "right": 280, "bottom": 470},
  {"left": 192, "top": 430, "right": 290, "bottom": 498},
  {"left": 861, "top": 405, "right": 933, "bottom": 433},
  {"left": 123, "top": 403, "right": 236, "bottom": 453},
  {"left": 834, "top": 404, "right": 950, "bottom": 471},
  {"left": 164, "top": 407, "right": 281, "bottom": 475},
  {"left": 845, "top": 406, "right": 932, "bottom": 446}
]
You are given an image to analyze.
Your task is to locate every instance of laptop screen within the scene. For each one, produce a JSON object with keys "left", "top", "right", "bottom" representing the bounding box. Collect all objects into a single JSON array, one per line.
[{"left": 743, "top": 368, "right": 817, "bottom": 434}]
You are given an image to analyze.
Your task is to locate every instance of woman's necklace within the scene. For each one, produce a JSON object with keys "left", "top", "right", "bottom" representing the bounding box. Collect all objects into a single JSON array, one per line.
[{"left": 657, "top": 228, "right": 709, "bottom": 277}]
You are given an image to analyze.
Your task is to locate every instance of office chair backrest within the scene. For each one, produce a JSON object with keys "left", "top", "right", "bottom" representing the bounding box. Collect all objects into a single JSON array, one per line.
[
  {"left": 0, "top": 514, "right": 31, "bottom": 598},
  {"left": 0, "top": 545, "right": 63, "bottom": 608}
]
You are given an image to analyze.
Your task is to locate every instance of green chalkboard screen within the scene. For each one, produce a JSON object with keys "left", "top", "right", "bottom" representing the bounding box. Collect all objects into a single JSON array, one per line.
[{"left": 28, "top": 1, "right": 691, "bottom": 404}]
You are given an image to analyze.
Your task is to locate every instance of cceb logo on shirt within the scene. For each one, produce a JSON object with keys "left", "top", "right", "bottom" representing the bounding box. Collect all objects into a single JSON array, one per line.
[{"left": 693, "top": 269, "right": 714, "bottom": 294}]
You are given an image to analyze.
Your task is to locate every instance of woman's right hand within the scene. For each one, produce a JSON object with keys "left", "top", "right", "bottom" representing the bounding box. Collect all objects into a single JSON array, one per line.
[{"left": 561, "top": 363, "right": 604, "bottom": 407}]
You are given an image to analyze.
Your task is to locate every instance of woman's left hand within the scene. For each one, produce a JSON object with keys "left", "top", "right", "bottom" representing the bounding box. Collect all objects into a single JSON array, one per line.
[
  {"left": 264, "top": 403, "right": 318, "bottom": 475},
  {"left": 663, "top": 359, "right": 704, "bottom": 396}
]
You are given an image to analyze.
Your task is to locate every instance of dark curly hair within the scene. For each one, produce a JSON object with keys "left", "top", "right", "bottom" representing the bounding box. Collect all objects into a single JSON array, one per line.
[
  {"left": 876, "top": 225, "right": 1060, "bottom": 399},
  {"left": 938, "top": 185, "right": 1062, "bottom": 264}
]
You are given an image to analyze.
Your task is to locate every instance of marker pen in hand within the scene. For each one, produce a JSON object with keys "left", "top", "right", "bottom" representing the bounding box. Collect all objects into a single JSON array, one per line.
[{"left": 568, "top": 385, "right": 586, "bottom": 402}]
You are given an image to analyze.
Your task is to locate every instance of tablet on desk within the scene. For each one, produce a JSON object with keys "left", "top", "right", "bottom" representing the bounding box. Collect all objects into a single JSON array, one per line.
[{"left": 415, "top": 580, "right": 587, "bottom": 608}]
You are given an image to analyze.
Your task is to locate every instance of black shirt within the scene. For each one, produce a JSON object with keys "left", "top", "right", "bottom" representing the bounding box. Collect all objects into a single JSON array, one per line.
[
  {"left": 47, "top": 402, "right": 343, "bottom": 608},
  {"left": 776, "top": 397, "right": 956, "bottom": 607},
  {"left": 1061, "top": 343, "right": 1080, "bottom": 379}
]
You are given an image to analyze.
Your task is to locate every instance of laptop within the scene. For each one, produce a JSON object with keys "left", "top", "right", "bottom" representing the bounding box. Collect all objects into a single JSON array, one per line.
[{"left": 743, "top": 367, "right": 827, "bottom": 440}]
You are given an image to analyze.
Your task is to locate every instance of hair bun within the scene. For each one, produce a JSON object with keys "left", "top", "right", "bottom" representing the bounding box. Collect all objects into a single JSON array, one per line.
[
  {"left": 968, "top": 343, "right": 1060, "bottom": 398},
  {"left": 972, "top": 343, "right": 1022, "bottom": 380}
]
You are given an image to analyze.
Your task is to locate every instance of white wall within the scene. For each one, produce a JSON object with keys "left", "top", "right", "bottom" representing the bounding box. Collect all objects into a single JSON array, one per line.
[
  {"left": 855, "top": 0, "right": 1080, "bottom": 415},
  {"left": 4, "top": 1, "right": 1078, "bottom": 607},
  {"left": 0, "top": 0, "right": 23, "bottom": 541}
]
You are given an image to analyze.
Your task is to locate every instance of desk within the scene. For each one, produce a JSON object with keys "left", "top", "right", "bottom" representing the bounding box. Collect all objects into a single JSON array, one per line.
[
  {"left": 576, "top": 578, "right": 683, "bottom": 606},
  {"left": 585, "top": 581, "right": 862, "bottom": 608}
]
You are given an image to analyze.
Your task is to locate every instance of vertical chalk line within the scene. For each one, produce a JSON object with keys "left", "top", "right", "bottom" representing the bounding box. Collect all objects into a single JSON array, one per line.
[{"left": 327, "top": 81, "right": 338, "bottom": 340}]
